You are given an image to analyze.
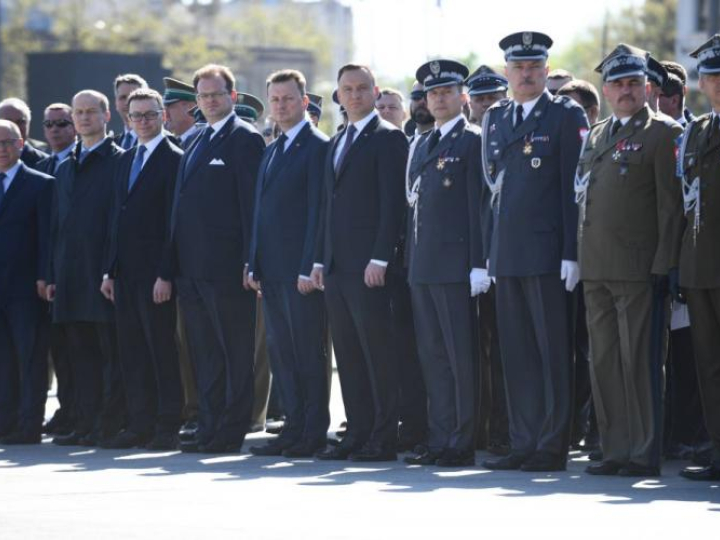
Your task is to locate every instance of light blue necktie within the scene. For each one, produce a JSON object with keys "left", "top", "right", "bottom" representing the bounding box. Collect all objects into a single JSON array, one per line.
[{"left": 128, "top": 145, "right": 146, "bottom": 192}]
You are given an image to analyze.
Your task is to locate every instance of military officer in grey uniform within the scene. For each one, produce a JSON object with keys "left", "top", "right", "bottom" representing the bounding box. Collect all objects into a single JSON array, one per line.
[
  {"left": 403, "top": 59, "right": 489, "bottom": 467},
  {"left": 481, "top": 32, "right": 588, "bottom": 472},
  {"left": 576, "top": 44, "right": 683, "bottom": 477},
  {"left": 679, "top": 35, "right": 720, "bottom": 482}
]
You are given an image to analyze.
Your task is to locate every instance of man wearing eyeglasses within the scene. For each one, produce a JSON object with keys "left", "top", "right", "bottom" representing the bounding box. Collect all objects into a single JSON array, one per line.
[
  {"left": 0, "top": 98, "right": 49, "bottom": 168},
  {"left": 100, "top": 89, "right": 183, "bottom": 451},
  {"left": 170, "top": 64, "right": 265, "bottom": 454},
  {"left": 0, "top": 119, "right": 53, "bottom": 445},
  {"left": 34, "top": 103, "right": 77, "bottom": 439},
  {"left": 47, "top": 90, "right": 126, "bottom": 448}
]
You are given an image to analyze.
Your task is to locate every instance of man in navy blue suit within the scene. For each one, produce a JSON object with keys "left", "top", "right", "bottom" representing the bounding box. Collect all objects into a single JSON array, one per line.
[
  {"left": 0, "top": 119, "right": 52, "bottom": 444},
  {"left": 311, "top": 64, "right": 408, "bottom": 462},
  {"left": 101, "top": 89, "right": 183, "bottom": 451},
  {"left": 171, "top": 64, "right": 265, "bottom": 453},
  {"left": 247, "top": 69, "right": 329, "bottom": 458}
]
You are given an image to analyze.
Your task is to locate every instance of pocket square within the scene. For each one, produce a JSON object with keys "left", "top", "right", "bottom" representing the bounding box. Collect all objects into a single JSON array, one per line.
[{"left": 209, "top": 158, "right": 225, "bottom": 166}]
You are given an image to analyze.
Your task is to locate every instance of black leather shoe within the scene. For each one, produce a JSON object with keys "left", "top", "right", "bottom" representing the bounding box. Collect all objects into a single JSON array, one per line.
[
  {"left": 100, "top": 430, "right": 151, "bottom": 450},
  {"left": 404, "top": 449, "right": 443, "bottom": 465},
  {"left": 200, "top": 438, "right": 244, "bottom": 454},
  {"left": 585, "top": 461, "right": 623, "bottom": 476},
  {"left": 349, "top": 442, "right": 397, "bottom": 462},
  {"left": 617, "top": 462, "right": 660, "bottom": 477},
  {"left": 521, "top": 451, "right": 566, "bottom": 472},
  {"left": 52, "top": 431, "right": 86, "bottom": 446},
  {"left": 43, "top": 415, "right": 73, "bottom": 436},
  {"left": 146, "top": 433, "right": 179, "bottom": 451},
  {"left": 0, "top": 431, "right": 41, "bottom": 445},
  {"left": 178, "top": 421, "right": 198, "bottom": 443},
  {"left": 588, "top": 449, "right": 603, "bottom": 461},
  {"left": 487, "top": 441, "right": 511, "bottom": 457},
  {"left": 179, "top": 440, "right": 202, "bottom": 453},
  {"left": 250, "top": 439, "right": 296, "bottom": 457},
  {"left": 315, "top": 440, "right": 360, "bottom": 461},
  {"left": 437, "top": 448, "right": 475, "bottom": 467},
  {"left": 482, "top": 452, "right": 528, "bottom": 470},
  {"left": 282, "top": 439, "right": 327, "bottom": 458},
  {"left": 680, "top": 465, "right": 720, "bottom": 481}
]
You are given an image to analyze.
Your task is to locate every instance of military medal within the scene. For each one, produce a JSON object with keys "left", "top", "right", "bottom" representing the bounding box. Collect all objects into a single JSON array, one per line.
[
  {"left": 443, "top": 177, "right": 452, "bottom": 187},
  {"left": 531, "top": 158, "right": 541, "bottom": 169},
  {"left": 436, "top": 159, "right": 445, "bottom": 170},
  {"left": 523, "top": 141, "right": 533, "bottom": 155}
]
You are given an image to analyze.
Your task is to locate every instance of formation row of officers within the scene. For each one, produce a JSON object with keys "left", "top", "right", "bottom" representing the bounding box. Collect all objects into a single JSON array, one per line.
[{"left": 2, "top": 29, "right": 720, "bottom": 482}]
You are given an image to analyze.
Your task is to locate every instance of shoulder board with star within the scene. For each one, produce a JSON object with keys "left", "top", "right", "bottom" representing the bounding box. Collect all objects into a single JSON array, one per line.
[
  {"left": 465, "top": 122, "right": 481, "bottom": 135},
  {"left": 650, "top": 111, "right": 682, "bottom": 129}
]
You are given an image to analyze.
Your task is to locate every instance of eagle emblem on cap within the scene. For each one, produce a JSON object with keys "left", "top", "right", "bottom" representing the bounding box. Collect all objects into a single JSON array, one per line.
[
  {"left": 522, "top": 32, "right": 533, "bottom": 48},
  {"left": 237, "top": 94, "right": 245, "bottom": 103},
  {"left": 430, "top": 61, "right": 441, "bottom": 76}
]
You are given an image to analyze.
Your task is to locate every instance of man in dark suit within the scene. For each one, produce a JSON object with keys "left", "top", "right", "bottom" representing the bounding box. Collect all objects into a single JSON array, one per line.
[
  {"left": 100, "top": 89, "right": 183, "bottom": 450},
  {"left": 35, "top": 103, "right": 77, "bottom": 437},
  {"left": 0, "top": 120, "right": 52, "bottom": 444},
  {"left": 247, "top": 69, "right": 329, "bottom": 458},
  {"left": 0, "top": 98, "right": 49, "bottom": 168},
  {"left": 481, "top": 32, "right": 589, "bottom": 472},
  {"left": 112, "top": 74, "right": 148, "bottom": 150},
  {"left": 170, "top": 64, "right": 265, "bottom": 453},
  {"left": 403, "top": 60, "right": 489, "bottom": 467},
  {"left": 47, "top": 90, "right": 125, "bottom": 447},
  {"left": 311, "top": 64, "right": 408, "bottom": 462}
]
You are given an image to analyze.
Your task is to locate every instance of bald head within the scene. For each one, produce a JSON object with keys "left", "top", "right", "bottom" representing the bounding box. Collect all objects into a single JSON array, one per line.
[
  {"left": 0, "top": 119, "right": 24, "bottom": 172},
  {"left": 0, "top": 98, "right": 31, "bottom": 139}
]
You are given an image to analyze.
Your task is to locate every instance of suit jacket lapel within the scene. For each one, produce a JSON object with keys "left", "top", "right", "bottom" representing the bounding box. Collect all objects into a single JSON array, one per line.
[
  {"left": 421, "top": 117, "right": 466, "bottom": 167},
  {"left": 263, "top": 123, "right": 311, "bottom": 192},
  {"left": 336, "top": 115, "right": 379, "bottom": 180},
  {"left": 504, "top": 91, "right": 551, "bottom": 147},
  {"left": 0, "top": 165, "right": 25, "bottom": 219},
  {"left": 125, "top": 139, "right": 167, "bottom": 200},
  {"left": 184, "top": 117, "right": 234, "bottom": 180},
  {"left": 591, "top": 106, "right": 650, "bottom": 161}
]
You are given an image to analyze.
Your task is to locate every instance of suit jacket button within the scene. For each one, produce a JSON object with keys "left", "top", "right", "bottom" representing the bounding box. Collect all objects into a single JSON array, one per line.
[{"left": 121, "top": 205, "right": 126, "bottom": 210}]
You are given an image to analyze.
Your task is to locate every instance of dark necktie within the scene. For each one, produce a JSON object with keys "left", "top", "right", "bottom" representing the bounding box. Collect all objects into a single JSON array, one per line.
[
  {"left": 335, "top": 124, "right": 357, "bottom": 173},
  {"left": 266, "top": 133, "right": 288, "bottom": 179},
  {"left": 187, "top": 126, "right": 213, "bottom": 172},
  {"left": 711, "top": 115, "right": 719, "bottom": 138},
  {"left": 515, "top": 105, "right": 524, "bottom": 129},
  {"left": 128, "top": 145, "right": 146, "bottom": 192},
  {"left": 0, "top": 172, "right": 6, "bottom": 207},
  {"left": 49, "top": 155, "right": 58, "bottom": 175},
  {"left": 610, "top": 119, "right": 622, "bottom": 137},
  {"left": 121, "top": 131, "right": 134, "bottom": 150},
  {"left": 427, "top": 129, "right": 441, "bottom": 152},
  {"left": 78, "top": 148, "right": 89, "bottom": 165}
]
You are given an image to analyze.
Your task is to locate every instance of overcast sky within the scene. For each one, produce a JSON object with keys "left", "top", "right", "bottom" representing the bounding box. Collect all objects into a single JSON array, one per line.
[{"left": 347, "top": 0, "right": 645, "bottom": 80}]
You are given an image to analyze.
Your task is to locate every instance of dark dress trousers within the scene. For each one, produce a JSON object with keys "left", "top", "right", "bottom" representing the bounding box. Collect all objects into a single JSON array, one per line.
[
  {"left": 106, "top": 137, "right": 183, "bottom": 437},
  {"left": 170, "top": 115, "right": 265, "bottom": 447},
  {"left": 317, "top": 114, "right": 408, "bottom": 450},
  {"left": 0, "top": 163, "right": 52, "bottom": 436},
  {"left": 406, "top": 117, "right": 484, "bottom": 454},
  {"left": 483, "top": 91, "right": 588, "bottom": 459},
  {"left": 248, "top": 121, "right": 330, "bottom": 446},
  {"left": 48, "top": 138, "right": 125, "bottom": 437}
]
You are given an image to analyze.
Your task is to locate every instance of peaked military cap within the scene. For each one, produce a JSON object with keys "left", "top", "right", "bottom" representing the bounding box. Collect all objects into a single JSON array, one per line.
[
  {"left": 595, "top": 43, "right": 648, "bottom": 82},
  {"left": 307, "top": 92, "right": 323, "bottom": 118},
  {"left": 163, "top": 77, "right": 196, "bottom": 105},
  {"left": 646, "top": 55, "right": 668, "bottom": 87},
  {"left": 331, "top": 89, "right": 346, "bottom": 114},
  {"left": 690, "top": 34, "right": 720, "bottom": 74},
  {"left": 466, "top": 65, "right": 508, "bottom": 96},
  {"left": 235, "top": 92, "right": 265, "bottom": 122},
  {"left": 499, "top": 31, "right": 553, "bottom": 61},
  {"left": 416, "top": 59, "right": 469, "bottom": 91}
]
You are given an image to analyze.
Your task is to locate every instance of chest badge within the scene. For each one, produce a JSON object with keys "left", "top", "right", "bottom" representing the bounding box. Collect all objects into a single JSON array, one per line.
[
  {"left": 443, "top": 177, "right": 452, "bottom": 188},
  {"left": 531, "top": 157, "right": 541, "bottom": 169}
]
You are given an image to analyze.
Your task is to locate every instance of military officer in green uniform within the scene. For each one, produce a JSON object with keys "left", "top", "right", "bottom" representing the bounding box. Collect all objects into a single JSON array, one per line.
[
  {"left": 576, "top": 44, "right": 684, "bottom": 477},
  {"left": 678, "top": 35, "right": 720, "bottom": 482}
]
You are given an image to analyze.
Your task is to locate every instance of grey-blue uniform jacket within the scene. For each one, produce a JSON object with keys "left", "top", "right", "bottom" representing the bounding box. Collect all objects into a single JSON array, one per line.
[{"left": 483, "top": 90, "right": 589, "bottom": 277}]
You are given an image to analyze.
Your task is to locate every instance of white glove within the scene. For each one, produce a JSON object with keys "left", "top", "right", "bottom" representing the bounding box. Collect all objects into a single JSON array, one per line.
[
  {"left": 470, "top": 268, "right": 492, "bottom": 297},
  {"left": 560, "top": 260, "right": 580, "bottom": 292}
]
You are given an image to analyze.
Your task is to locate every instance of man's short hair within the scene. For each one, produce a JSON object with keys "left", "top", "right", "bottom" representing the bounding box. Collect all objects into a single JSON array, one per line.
[
  {"left": 72, "top": 90, "right": 110, "bottom": 113},
  {"left": 0, "top": 119, "right": 22, "bottom": 138},
  {"left": 127, "top": 88, "right": 164, "bottom": 110},
  {"left": 0, "top": 97, "right": 32, "bottom": 122},
  {"left": 548, "top": 68, "right": 574, "bottom": 80},
  {"left": 44, "top": 103, "right": 72, "bottom": 117},
  {"left": 660, "top": 61, "right": 688, "bottom": 85},
  {"left": 662, "top": 73, "right": 685, "bottom": 99},
  {"left": 114, "top": 74, "right": 149, "bottom": 93},
  {"left": 556, "top": 79, "right": 599, "bottom": 109},
  {"left": 266, "top": 69, "right": 307, "bottom": 95},
  {"left": 377, "top": 88, "right": 405, "bottom": 103},
  {"left": 193, "top": 64, "right": 236, "bottom": 93},
  {"left": 337, "top": 63, "right": 376, "bottom": 86}
]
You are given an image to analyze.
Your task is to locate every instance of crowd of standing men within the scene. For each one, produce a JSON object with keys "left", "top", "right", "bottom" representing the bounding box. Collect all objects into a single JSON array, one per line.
[{"left": 2, "top": 29, "right": 720, "bottom": 483}]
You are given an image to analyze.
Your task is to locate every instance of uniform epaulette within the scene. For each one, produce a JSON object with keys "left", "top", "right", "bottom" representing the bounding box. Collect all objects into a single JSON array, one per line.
[
  {"left": 488, "top": 98, "right": 512, "bottom": 113},
  {"left": 592, "top": 117, "right": 611, "bottom": 129},
  {"left": 466, "top": 122, "right": 481, "bottom": 135},
  {"left": 650, "top": 111, "right": 682, "bottom": 129}
]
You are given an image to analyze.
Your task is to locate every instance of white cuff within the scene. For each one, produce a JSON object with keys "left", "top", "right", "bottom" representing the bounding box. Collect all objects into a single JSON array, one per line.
[
  {"left": 370, "top": 259, "right": 388, "bottom": 267},
  {"left": 299, "top": 275, "right": 312, "bottom": 281}
]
